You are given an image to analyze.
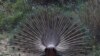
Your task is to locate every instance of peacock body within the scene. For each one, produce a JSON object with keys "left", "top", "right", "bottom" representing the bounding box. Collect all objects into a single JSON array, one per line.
[{"left": 10, "top": 10, "right": 89, "bottom": 56}]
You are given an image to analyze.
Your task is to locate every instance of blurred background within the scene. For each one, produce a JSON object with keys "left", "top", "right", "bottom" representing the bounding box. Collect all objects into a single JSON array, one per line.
[{"left": 0, "top": 0, "right": 100, "bottom": 56}]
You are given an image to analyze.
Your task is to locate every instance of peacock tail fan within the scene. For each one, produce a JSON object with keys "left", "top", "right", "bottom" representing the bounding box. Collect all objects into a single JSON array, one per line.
[{"left": 9, "top": 10, "right": 90, "bottom": 56}]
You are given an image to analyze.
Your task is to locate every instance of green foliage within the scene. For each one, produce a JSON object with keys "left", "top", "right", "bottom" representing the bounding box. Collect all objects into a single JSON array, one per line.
[
  {"left": 77, "top": 0, "right": 100, "bottom": 56},
  {"left": 0, "top": 0, "right": 87, "bottom": 32},
  {"left": 0, "top": 0, "right": 100, "bottom": 56},
  {"left": 0, "top": 0, "right": 32, "bottom": 32}
]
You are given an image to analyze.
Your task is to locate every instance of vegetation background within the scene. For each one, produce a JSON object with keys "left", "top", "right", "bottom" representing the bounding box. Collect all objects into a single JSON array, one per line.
[{"left": 0, "top": 0, "right": 100, "bottom": 56}]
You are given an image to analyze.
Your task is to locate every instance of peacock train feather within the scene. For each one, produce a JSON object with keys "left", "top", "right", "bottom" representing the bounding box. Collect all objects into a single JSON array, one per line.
[{"left": 10, "top": 10, "right": 89, "bottom": 56}]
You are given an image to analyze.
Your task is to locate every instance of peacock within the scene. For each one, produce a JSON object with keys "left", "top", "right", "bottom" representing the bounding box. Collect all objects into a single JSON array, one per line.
[{"left": 9, "top": 9, "right": 90, "bottom": 56}]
